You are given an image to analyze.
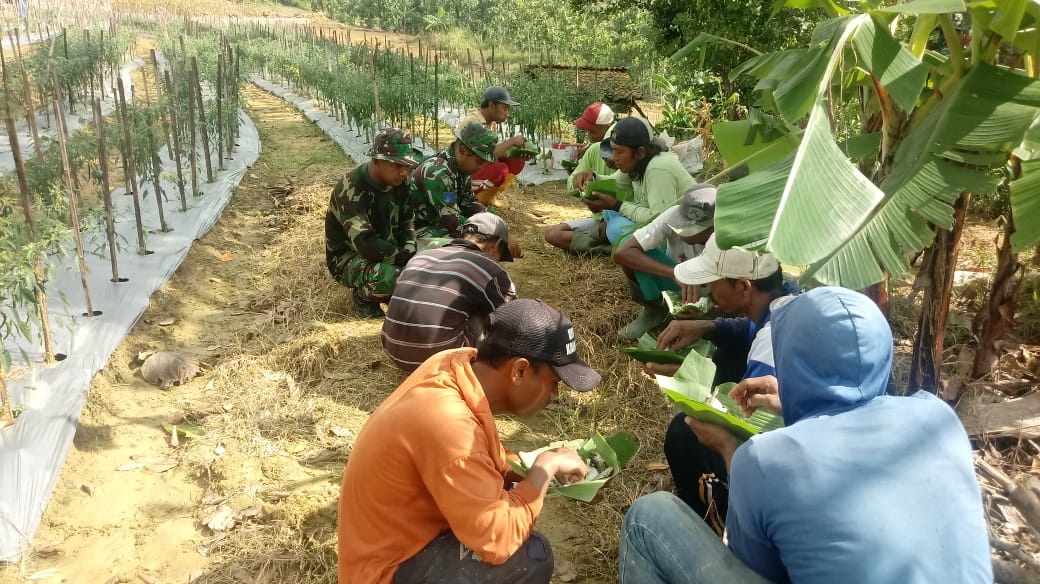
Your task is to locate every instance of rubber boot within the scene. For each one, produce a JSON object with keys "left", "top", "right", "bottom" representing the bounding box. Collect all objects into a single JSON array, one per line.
[
  {"left": 569, "top": 229, "right": 613, "bottom": 257},
  {"left": 352, "top": 289, "right": 385, "bottom": 319},
  {"left": 477, "top": 173, "right": 516, "bottom": 209},
  {"left": 620, "top": 280, "right": 669, "bottom": 340}
]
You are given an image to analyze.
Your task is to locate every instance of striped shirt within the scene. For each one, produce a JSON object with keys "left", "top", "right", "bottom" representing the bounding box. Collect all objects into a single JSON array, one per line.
[{"left": 381, "top": 240, "right": 516, "bottom": 371}]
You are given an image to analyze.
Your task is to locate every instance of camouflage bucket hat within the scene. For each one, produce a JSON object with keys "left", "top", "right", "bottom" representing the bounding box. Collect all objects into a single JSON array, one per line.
[
  {"left": 371, "top": 128, "right": 419, "bottom": 167},
  {"left": 456, "top": 121, "right": 498, "bottom": 163}
]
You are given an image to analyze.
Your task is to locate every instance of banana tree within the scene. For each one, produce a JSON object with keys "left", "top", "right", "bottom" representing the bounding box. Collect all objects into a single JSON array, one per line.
[{"left": 686, "top": 0, "right": 1040, "bottom": 393}]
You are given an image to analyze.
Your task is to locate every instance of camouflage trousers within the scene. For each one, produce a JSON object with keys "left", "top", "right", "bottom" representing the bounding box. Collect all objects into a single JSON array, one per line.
[{"left": 328, "top": 253, "right": 399, "bottom": 302}]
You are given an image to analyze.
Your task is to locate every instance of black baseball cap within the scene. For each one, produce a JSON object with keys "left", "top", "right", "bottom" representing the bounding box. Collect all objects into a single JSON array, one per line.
[
  {"left": 484, "top": 300, "right": 600, "bottom": 391},
  {"left": 611, "top": 116, "right": 654, "bottom": 148},
  {"left": 483, "top": 86, "right": 520, "bottom": 106}
]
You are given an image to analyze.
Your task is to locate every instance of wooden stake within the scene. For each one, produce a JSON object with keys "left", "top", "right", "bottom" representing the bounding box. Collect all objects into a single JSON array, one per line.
[
  {"left": 92, "top": 98, "right": 121, "bottom": 282},
  {"left": 51, "top": 97, "right": 95, "bottom": 317},
  {"left": 144, "top": 108, "right": 169, "bottom": 232},
  {"left": 3, "top": 101, "right": 55, "bottom": 363},
  {"left": 7, "top": 29, "right": 41, "bottom": 158},
  {"left": 216, "top": 56, "right": 224, "bottom": 170},
  {"left": 150, "top": 48, "right": 172, "bottom": 156},
  {"left": 116, "top": 78, "right": 149, "bottom": 255},
  {"left": 190, "top": 57, "right": 213, "bottom": 183}
]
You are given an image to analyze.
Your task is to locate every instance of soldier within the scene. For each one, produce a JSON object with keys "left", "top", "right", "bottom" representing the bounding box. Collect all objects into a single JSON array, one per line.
[
  {"left": 325, "top": 128, "right": 419, "bottom": 319},
  {"left": 409, "top": 121, "right": 498, "bottom": 241}
]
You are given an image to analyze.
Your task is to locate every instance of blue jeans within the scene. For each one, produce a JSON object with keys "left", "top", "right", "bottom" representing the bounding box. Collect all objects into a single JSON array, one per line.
[
  {"left": 620, "top": 492, "right": 772, "bottom": 584},
  {"left": 602, "top": 210, "right": 635, "bottom": 244}
]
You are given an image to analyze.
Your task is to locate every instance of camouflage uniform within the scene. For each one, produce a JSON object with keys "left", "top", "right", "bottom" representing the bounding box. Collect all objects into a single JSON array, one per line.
[
  {"left": 409, "top": 123, "right": 498, "bottom": 240},
  {"left": 325, "top": 129, "right": 418, "bottom": 303}
]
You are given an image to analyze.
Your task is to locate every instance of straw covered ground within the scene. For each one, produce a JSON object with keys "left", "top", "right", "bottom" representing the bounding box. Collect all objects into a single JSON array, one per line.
[
  {"left": 7, "top": 80, "right": 1040, "bottom": 584},
  {"left": 7, "top": 83, "right": 675, "bottom": 584}
]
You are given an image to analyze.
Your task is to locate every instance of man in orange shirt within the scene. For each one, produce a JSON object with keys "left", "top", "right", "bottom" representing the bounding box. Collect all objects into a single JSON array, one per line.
[{"left": 338, "top": 299, "right": 601, "bottom": 584}]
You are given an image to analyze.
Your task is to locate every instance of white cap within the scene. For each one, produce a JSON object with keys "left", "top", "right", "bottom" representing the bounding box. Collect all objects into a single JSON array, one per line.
[{"left": 674, "top": 234, "right": 780, "bottom": 285}]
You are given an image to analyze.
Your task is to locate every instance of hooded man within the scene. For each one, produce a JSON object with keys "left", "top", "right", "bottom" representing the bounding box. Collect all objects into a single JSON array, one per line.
[
  {"left": 340, "top": 300, "right": 601, "bottom": 584},
  {"left": 619, "top": 287, "right": 992, "bottom": 584},
  {"left": 381, "top": 213, "right": 517, "bottom": 372}
]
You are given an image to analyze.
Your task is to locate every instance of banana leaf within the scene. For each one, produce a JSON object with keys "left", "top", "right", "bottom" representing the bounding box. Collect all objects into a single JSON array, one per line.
[
  {"left": 661, "top": 381, "right": 785, "bottom": 441},
  {"left": 618, "top": 347, "right": 687, "bottom": 364},
  {"left": 586, "top": 178, "right": 619, "bottom": 198},
  {"left": 507, "top": 432, "right": 638, "bottom": 502},
  {"left": 654, "top": 348, "right": 718, "bottom": 403},
  {"left": 618, "top": 333, "right": 711, "bottom": 364},
  {"left": 505, "top": 143, "right": 541, "bottom": 158},
  {"left": 662, "top": 289, "right": 712, "bottom": 316},
  {"left": 161, "top": 421, "right": 205, "bottom": 438}
]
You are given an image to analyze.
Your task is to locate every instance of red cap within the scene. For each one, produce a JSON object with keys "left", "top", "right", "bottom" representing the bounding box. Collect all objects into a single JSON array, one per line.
[{"left": 573, "top": 102, "right": 615, "bottom": 131}]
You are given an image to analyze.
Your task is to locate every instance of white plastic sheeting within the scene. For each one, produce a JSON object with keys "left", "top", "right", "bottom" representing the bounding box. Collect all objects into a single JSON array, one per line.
[
  {"left": 252, "top": 76, "right": 568, "bottom": 185},
  {"left": 0, "top": 57, "right": 145, "bottom": 173},
  {"left": 0, "top": 112, "right": 261, "bottom": 562}
]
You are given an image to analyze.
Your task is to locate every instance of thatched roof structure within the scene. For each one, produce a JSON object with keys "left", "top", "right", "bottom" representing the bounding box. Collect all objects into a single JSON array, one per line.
[{"left": 523, "top": 64, "right": 644, "bottom": 112}]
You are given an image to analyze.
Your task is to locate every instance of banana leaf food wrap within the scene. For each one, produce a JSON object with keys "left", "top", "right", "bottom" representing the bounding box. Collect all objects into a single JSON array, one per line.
[
  {"left": 507, "top": 432, "right": 638, "bottom": 502},
  {"left": 569, "top": 178, "right": 619, "bottom": 201},
  {"left": 654, "top": 349, "right": 784, "bottom": 441},
  {"left": 618, "top": 332, "right": 712, "bottom": 365}
]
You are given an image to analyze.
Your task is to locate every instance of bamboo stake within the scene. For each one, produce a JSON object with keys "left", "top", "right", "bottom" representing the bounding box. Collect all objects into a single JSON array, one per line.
[
  {"left": 185, "top": 65, "right": 199, "bottom": 196},
  {"left": 150, "top": 48, "right": 172, "bottom": 156},
  {"left": 370, "top": 46, "right": 381, "bottom": 125},
  {"left": 116, "top": 78, "right": 149, "bottom": 255},
  {"left": 51, "top": 98, "right": 95, "bottom": 317},
  {"left": 7, "top": 29, "right": 41, "bottom": 158},
  {"left": 142, "top": 106, "right": 169, "bottom": 231},
  {"left": 232, "top": 48, "right": 240, "bottom": 152},
  {"left": 162, "top": 70, "right": 187, "bottom": 212},
  {"left": 92, "top": 98, "right": 121, "bottom": 282},
  {"left": 216, "top": 55, "right": 224, "bottom": 170},
  {"left": 190, "top": 57, "right": 213, "bottom": 183},
  {"left": 3, "top": 102, "right": 55, "bottom": 363}
]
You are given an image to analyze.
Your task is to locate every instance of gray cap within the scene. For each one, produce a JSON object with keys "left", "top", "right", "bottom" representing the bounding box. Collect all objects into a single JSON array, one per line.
[
  {"left": 670, "top": 184, "right": 716, "bottom": 237},
  {"left": 463, "top": 212, "right": 513, "bottom": 262},
  {"left": 483, "top": 86, "right": 519, "bottom": 106}
]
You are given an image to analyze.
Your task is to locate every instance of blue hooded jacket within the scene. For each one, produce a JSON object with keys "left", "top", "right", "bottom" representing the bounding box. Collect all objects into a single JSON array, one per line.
[{"left": 725, "top": 287, "right": 992, "bottom": 584}]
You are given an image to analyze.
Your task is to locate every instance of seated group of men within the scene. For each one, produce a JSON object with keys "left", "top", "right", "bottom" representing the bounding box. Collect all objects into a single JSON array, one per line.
[
  {"left": 325, "top": 85, "right": 530, "bottom": 322},
  {"left": 325, "top": 87, "right": 994, "bottom": 584}
]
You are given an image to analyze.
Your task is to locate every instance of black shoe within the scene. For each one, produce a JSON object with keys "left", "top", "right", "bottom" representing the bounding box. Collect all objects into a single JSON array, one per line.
[{"left": 352, "top": 291, "right": 385, "bottom": 319}]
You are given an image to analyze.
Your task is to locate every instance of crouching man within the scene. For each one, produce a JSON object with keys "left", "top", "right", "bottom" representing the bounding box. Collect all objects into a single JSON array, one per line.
[
  {"left": 339, "top": 299, "right": 601, "bottom": 584},
  {"left": 325, "top": 128, "right": 419, "bottom": 318},
  {"left": 381, "top": 213, "right": 517, "bottom": 372}
]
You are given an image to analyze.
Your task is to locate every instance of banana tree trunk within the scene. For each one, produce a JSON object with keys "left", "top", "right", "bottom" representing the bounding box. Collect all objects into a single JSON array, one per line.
[
  {"left": 909, "top": 192, "right": 971, "bottom": 394},
  {"left": 971, "top": 212, "right": 1023, "bottom": 378}
]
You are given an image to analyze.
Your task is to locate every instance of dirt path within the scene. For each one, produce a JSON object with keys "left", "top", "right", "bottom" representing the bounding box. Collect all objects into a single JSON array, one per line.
[
  {"left": 3, "top": 78, "right": 658, "bottom": 584},
  {"left": 2, "top": 85, "right": 353, "bottom": 583}
]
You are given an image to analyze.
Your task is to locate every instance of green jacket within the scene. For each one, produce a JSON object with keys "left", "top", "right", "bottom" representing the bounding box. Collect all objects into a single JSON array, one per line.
[
  {"left": 325, "top": 163, "right": 416, "bottom": 269},
  {"left": 408, "top": 144, "right": 485, "bottom": 237}
]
